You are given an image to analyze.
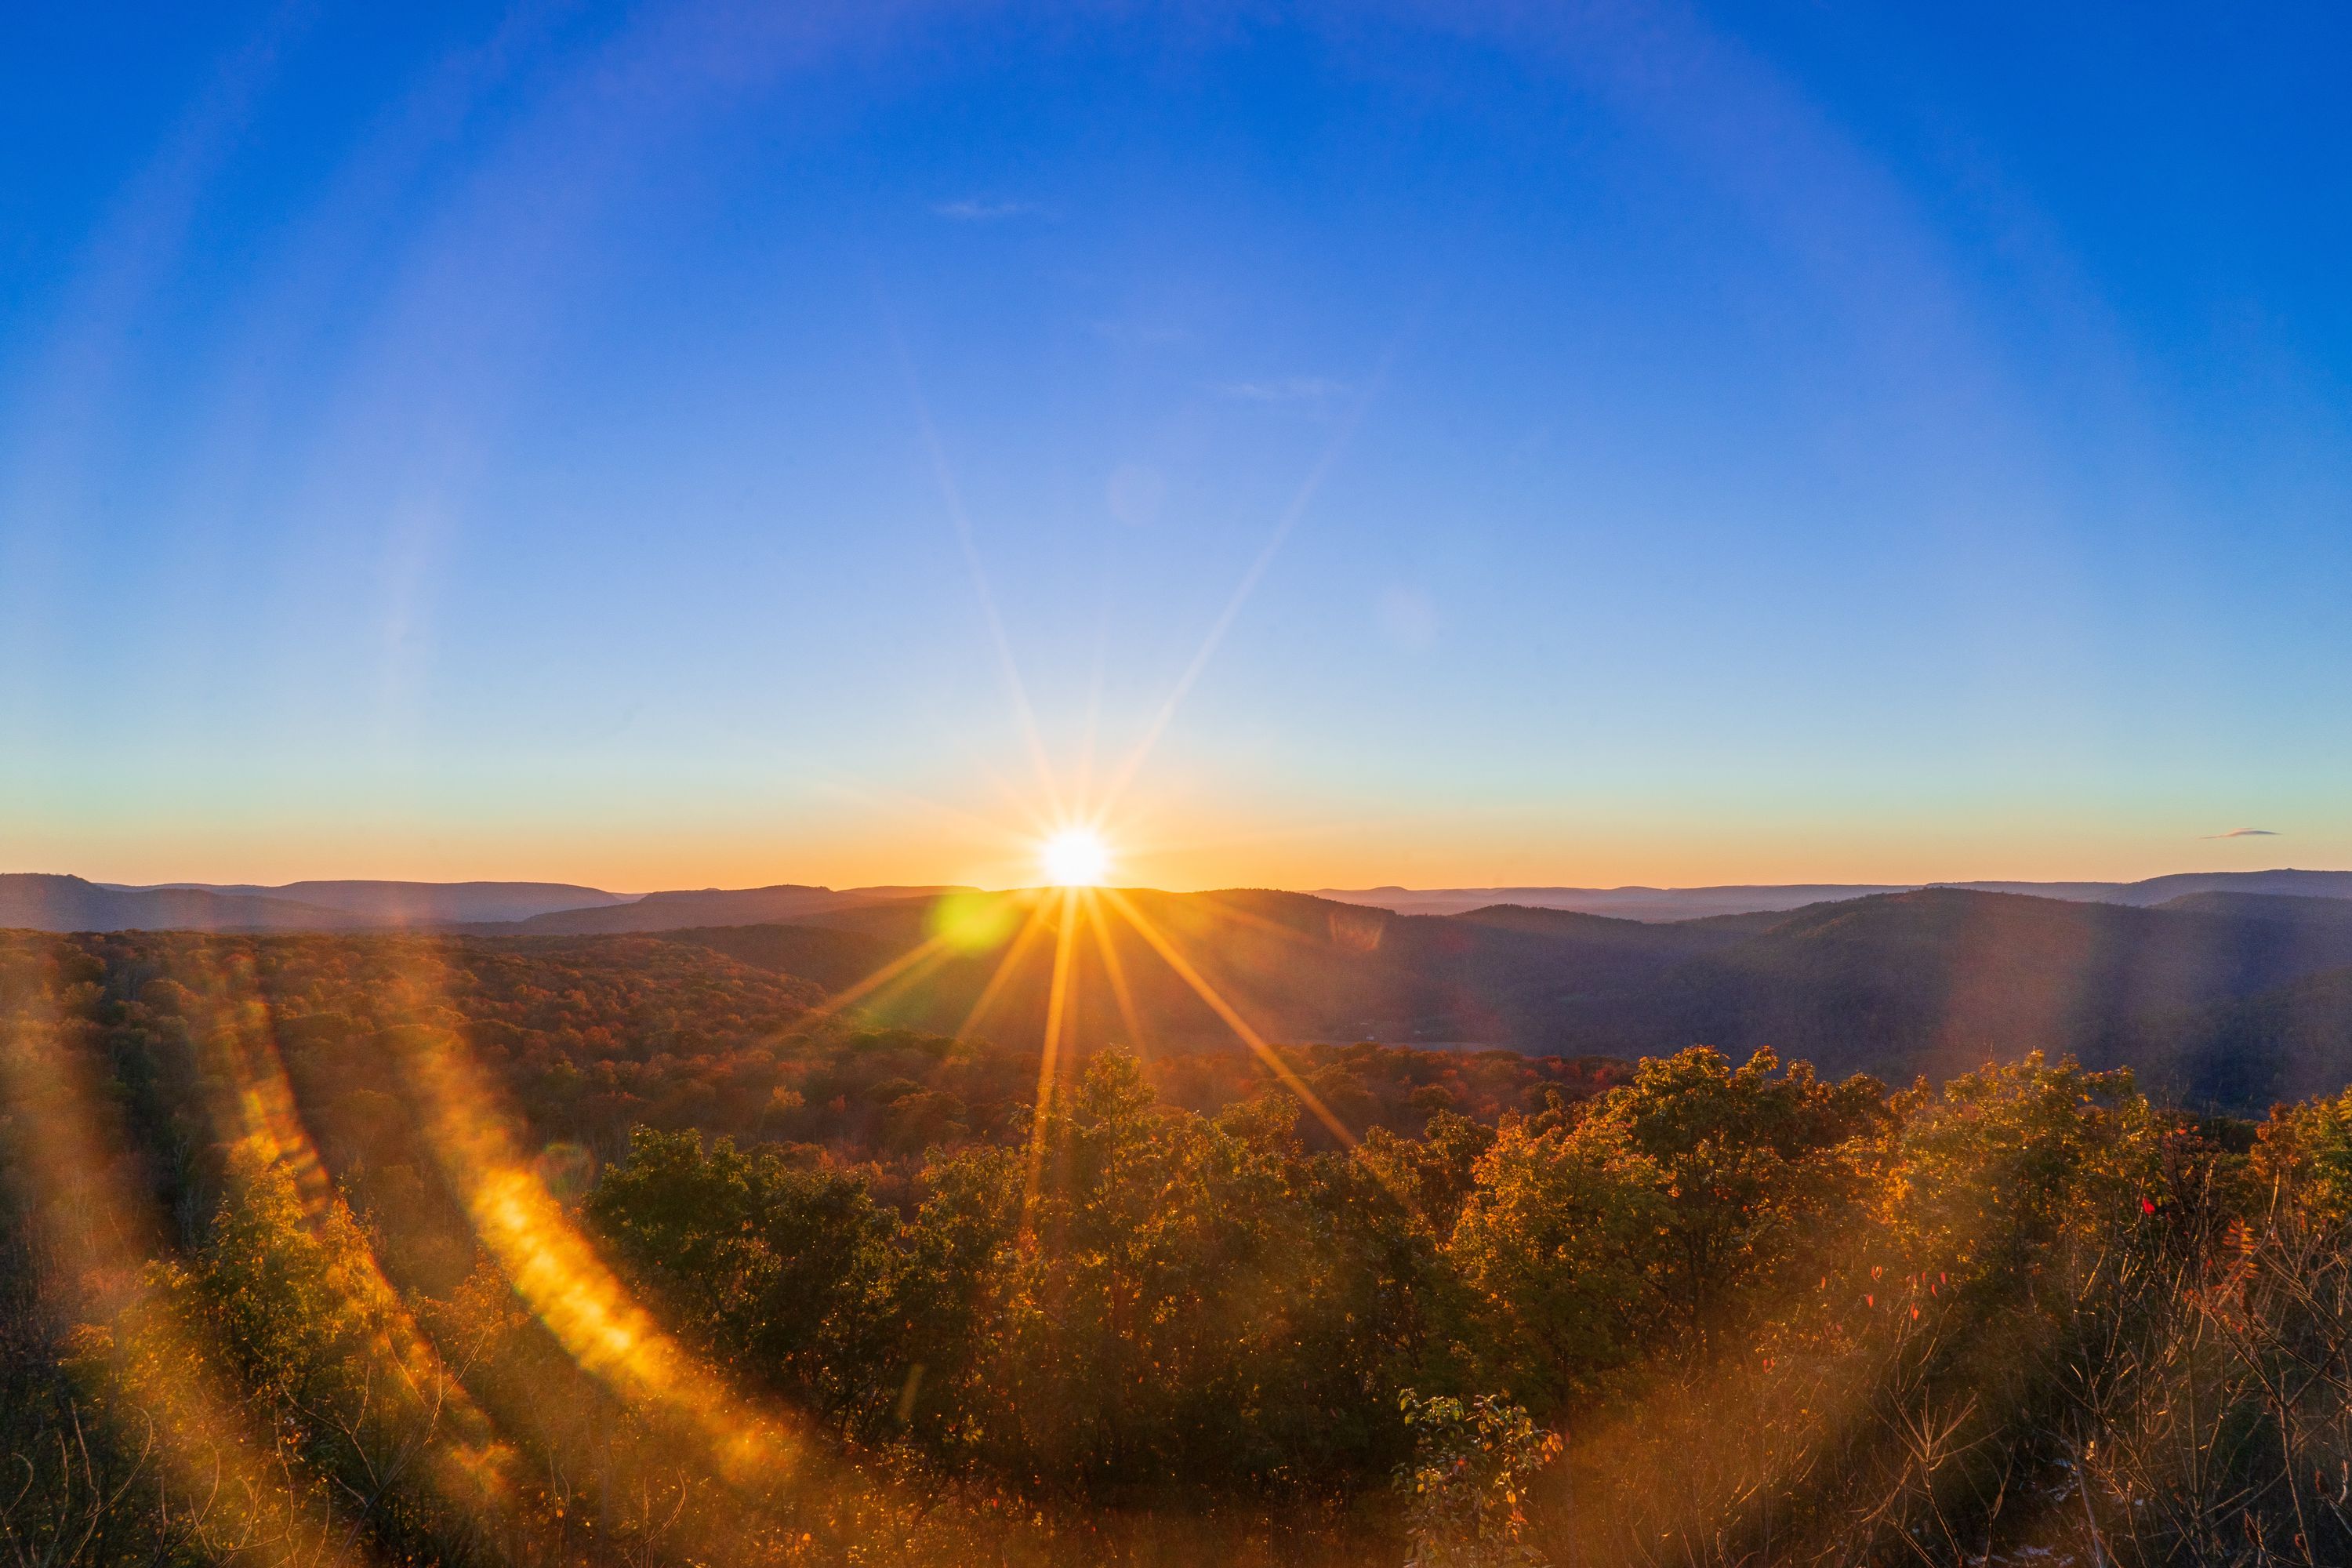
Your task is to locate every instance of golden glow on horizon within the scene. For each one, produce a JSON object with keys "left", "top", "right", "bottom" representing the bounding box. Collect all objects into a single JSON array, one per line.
[
  {"left": 1040, "top": 826, "right": 1110, "bottom": 886},
  {"left": 42, "top": 793, "right": 2344, "bottom": 895}
]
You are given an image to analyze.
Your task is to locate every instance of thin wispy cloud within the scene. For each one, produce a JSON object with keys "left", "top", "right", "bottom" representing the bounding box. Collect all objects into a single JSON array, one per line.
[
  {"left": 2201, "top": 827, "right": 2281, "bottom": 838},
  {"left": 1217, "top": 375, "right": 1353, "bottom": 404},
  {"left": 932, "top": 198, "right": 1036, "bottom": 221}
]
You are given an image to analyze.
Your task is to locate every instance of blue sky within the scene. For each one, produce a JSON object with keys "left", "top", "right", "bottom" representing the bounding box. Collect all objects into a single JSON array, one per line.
[{"left": 4, "top": 2, "right": 2349, "bottom": 891}]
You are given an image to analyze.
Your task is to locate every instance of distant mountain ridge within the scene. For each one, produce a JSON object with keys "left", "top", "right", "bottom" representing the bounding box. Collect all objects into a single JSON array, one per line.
[
  {"left": 0, "top": 874, "right": 379, "bottom": 932},
  {"left": 10, "top": 867, "right": 2352, "bottom": 949},
  {"left": 504, "top": 884, "right": 975, "bottom": 935},
  {"left": 2084, "top": 870, "right": 2352, "bottom": 906},
  {"left": 0, "top": 873, "right": 978, "bottom": 935},
  {"left": 104, "top": 879, "right": 631, "bottom": 924},
  {"left": 1316, "top": 870, "right": 2352, "bottom": 921},
  {"left": 1319, "top": 884, "right": 1915, "bottom": 919}
]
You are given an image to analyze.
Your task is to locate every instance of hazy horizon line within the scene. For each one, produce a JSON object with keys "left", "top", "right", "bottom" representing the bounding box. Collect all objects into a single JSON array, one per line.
[{"left": 18, "top": 866, "right": 2346, "bottom": 900}]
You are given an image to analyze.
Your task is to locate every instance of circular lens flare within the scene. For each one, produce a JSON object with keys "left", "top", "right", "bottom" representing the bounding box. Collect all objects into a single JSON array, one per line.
[{"left": 1040, "top": 828, "right": 1109, "bottom": 887}]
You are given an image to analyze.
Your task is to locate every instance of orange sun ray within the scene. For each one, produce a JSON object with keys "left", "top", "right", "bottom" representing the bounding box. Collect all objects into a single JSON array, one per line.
[
  {"left": 1098, "top": 887, "right": 1358, "bottom": 1149},
  {"left": 1083, "top": 891, "right": 1151, "bottom": 1058},
  {"left": 822, "top": 940, "right": 965, "bottom": 1024},
  {"left": 1180, "top": 891, "right": 1338, "bottom": 953},
  {"left": 786, "top": 931, "right": 961, "bottom": 1032},
  {"left": 1025, "top": 887, "right": 1084, "bottom": 1209},
  {"left": 954, "top": 892, "right": 1054, "bottom": 1040}
]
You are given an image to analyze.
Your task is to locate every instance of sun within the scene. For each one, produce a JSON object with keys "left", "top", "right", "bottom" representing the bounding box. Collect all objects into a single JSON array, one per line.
[{"left": 1040, "top": 827, "right": 1110, "bottom": 887}]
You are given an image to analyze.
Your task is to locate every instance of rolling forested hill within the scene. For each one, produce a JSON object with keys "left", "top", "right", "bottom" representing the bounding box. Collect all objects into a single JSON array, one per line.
[
  {"left": 675, "top": 886, "right": 2352, "bottom": 1109},
  {"left": 9, "top": 877, "right": 2352, "bottom": 1112}
]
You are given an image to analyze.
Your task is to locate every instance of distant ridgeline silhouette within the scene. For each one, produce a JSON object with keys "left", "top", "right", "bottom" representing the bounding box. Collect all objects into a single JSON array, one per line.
[
  {"left": 0, "top": 874, "right": 970, "bottom": 932},
  {"left": 1311, "top": 868, "right": 2352, "bottom": 920}
]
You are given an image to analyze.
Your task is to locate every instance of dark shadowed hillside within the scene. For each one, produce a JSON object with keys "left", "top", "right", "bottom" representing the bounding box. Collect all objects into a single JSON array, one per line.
[
  {"left": 2109, "top": 964, "right": 2352, "bottom": 1109},
  {"left": 682, "top": 887, "right": 2352, "bottom": 1110},
  {"left": 1465, "top": 889, "right": 2352, "bottom": 1090},
  {"left": 2154, "top": 890, "right": 2352, "bottom": 928},
  {"left": 772, "top": 887, "right": 1715, "bottom": 1052},
  {"left": 1606, "top": 889, "right": 2352, "bottom": 1086}
]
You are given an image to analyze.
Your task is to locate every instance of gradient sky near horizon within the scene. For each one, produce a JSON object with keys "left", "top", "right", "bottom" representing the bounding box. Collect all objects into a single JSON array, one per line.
[{"left": 5, "top": 2, "right": 2350, "bottom": 893}]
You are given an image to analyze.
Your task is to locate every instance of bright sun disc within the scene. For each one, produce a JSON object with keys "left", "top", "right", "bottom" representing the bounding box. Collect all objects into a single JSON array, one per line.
[{"left": 1040, "top": 829, "right": 1109, "bottom": 887}]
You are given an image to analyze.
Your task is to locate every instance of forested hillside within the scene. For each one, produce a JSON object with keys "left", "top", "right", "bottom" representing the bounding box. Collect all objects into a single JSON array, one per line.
[
  {"left": 697, "top": 887, "right": 2352, "bottom": 1109},
  {"left": 7, "top": 925, "right": 2352, "bottom": 1565},
  {"left": 13, "top": 878, "right": 2352, "bottom": 1114}
]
